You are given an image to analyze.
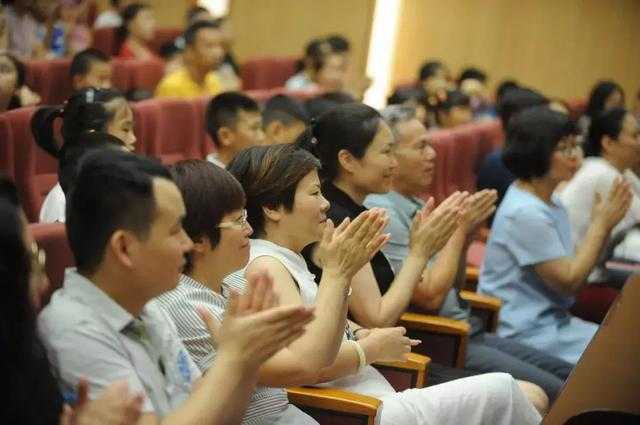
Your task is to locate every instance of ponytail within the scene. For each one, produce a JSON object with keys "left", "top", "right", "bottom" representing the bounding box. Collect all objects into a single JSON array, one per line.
[
  {"left": 30, "top": 88, "right": 125, "bottom": 159},
  {"left": 30, "top": 106, "right": 65, "bottom": 158}
]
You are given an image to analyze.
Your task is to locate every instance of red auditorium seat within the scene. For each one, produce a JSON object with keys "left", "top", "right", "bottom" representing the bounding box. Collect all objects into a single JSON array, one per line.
[
  {"left": 93, "top": 27, "right": 118, "bottom": 56},
  {"left": 25, "top": 58, "right": 74, "bottom": 105},
  {"left": 6, "top": 107, "right": 58, "bottom": 222},
  {"left": 240, "top": 56, "right": 298, "bottom": 90},
  {"left": 191, "top": 95, "right": 215, "bottom": 158},
  {"left": 95, "top": 27, "right": 183, "bottom": 57},
  {"left": 421, "top": 121, "right": 502, "bottom": 204},
  {"left": 444, "top": 123, "right": 484, "bottom": 194},
  {"left": 422, "top": 130, "right": 454, "bottom": 203},
  {"left": 131, "top": 98, "right": 159, "bottom": 155},
  {"left": 128, "top": 59, "right": 166, "bottom": 92},
  {"left": 135, "top": 98, "right": 202, "bottom": 164},
  {"left": 30, "top": 222, "right": 74, "bottom": 301},
  {"left": 0, "top": 112, "right": 16, "bottom": 178},
  {"left": 111, "top": 59, "right": 132, "bottom": 94},
  {"left": 475, "top": 119, "right": 505, "bottom": 150}
]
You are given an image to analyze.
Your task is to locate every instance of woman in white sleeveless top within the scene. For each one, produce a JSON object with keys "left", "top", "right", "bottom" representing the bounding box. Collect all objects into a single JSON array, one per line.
[{"left": 225, "top": 143, "right": 541, "bottom": 425}]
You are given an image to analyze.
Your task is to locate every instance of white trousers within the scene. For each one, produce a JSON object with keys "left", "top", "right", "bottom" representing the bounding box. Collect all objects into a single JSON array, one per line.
[{"left": 323, "top": 367, "right": 541, "bottom": 425}]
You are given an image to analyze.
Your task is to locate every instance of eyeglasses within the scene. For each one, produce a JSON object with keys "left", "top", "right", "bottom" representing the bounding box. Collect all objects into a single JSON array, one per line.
[
  {"left": 30, "top": 242, "right": 46, "bottom": 276},
  {"left": 218, "top": 209, "right": 249, "bottom": 230}
]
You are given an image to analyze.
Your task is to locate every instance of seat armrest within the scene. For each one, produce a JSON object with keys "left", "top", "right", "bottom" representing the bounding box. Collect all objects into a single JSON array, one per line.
[
  {"left": 399, "top": 312, "right": 470, "bottom": 368},
  {"left": 465, "top": 265, "right": 480, "bottom": 291},
  {"left": 287, "top": 386, "right": 380, "bottom": 425},
  {"left": 460, "top": 290, "right": 501, "bottom": 333},
  {"left": 373, "top": 352, "right": 431, "bottom": 389}
]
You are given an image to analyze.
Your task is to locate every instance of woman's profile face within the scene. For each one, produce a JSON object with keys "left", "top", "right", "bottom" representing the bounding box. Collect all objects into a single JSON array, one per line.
[
  {"left": 106, "top": 99, "right": 137, "bottom": 152},
  {"left": 130, "top": 9, "right": 156, "bottom": 42},
  {"left": 342, "top": 121, "right": 398, "bottom": 196},
  {"left": 280, "top": 169, "right": 330, "bottom": 245}
]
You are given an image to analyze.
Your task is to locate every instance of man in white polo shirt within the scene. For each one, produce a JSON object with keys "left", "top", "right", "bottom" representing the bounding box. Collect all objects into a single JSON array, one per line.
[{"left": 38, "top": 148, "right": 312, "bottom": 424}]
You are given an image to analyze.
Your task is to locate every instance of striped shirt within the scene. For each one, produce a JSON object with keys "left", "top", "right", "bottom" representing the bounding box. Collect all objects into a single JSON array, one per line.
[{"left": 153, "top": 274, "right": 313, "bottom": 425}]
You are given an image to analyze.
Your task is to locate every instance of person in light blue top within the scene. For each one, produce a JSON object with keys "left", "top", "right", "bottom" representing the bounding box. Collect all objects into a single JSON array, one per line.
[{"left": 479, "top": 106, "right": 633, "bottom": 364}]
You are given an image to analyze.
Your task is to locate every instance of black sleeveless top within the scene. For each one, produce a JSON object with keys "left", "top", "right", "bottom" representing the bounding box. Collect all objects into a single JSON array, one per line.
[{"left": 302, "top": 182, "right": 395, "bottom": 295}]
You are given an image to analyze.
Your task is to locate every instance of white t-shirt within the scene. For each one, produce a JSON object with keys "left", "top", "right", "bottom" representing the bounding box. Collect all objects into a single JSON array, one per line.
[
  {"left": 559, "top": 157, "right": 640, "bottom": 268},
  {"left": 39, "top": 183, "right": 66, "bottom": 223}
]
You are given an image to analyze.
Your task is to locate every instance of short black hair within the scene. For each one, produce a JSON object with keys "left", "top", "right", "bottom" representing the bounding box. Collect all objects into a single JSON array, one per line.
[
  {"left": 58, "top": 131, "right": 125, "bottom": 195},
  {"left": 326, "top": 34, "right": 350, "bottom": 53},
  {"left": 304, "top": 91, "right": 355, "bottom": 121},
  {"left": 496, "top": 79, "right": 520, "bottom": 104},
  {"left": 170, "top": 160, "right": 245, "bottom": 273},
  {"left": 263, "top": 94, "right": 309, "bottom": 127},
  {"left": 227, "top": 144, "right": 320, "bottom": 237},
  {"left": 418, "top": 60, "right": 444, "bottom": 82},
  {"left": 584, "top": 107, "right": 629, "bottom": 157},
  {"left": 183, "top": 19, "right": 220, "bottom": 47},
  {"left": 497, "top": 87, "right": 548, "bottom": 129},
  {"left": 502, "top": 106, "right": 577, "bottom": 180},
  {"left": 70, "top": 48, "right": 109, "bottom": 78},
  {"left": 387, "top": 86, "right": 427, "bottom": 106},
  {"left": 66, "top": 149, "right": 171, "bottom": 274},
  {"left": 585, "top": 80, "right": 625, "bottom": 119},
  {"left": 205, "top": 91, "right": 259, "bottom": 148},
  {"left": 458, "top": 67, "right": 487, "bottom": 84}
]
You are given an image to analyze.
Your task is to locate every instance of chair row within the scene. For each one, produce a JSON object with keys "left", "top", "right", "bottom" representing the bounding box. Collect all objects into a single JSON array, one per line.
[
  {"left": 0, "top": 89, "right": 320, "bottom": 222},
  {"left": 93, "top": 27, "right": 183, "bottom": 58},
  {"left": 31, "top": 221, "right": 500, "bottom": 424},
  {"left": 24, "top": 55, "right": 301, "bottom": 106},
  {"left": 25, "top": 58, "right": 166, "bottom": 105}
]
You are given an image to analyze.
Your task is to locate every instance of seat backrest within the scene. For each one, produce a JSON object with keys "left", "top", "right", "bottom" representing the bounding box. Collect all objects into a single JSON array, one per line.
[
  {"left": 131, "top": 98, "right": 160, "bottom": 156},
  {"left": 93, "top": 27, "right": 118, "bottom": 56},
  {"left": 30, "top": 222, "right": 74, "bottom": 302},
  {"left": 24, "top": 59, "right": 74, "bottom": 105},
  {"left": 7, "top": 107, "right": 58, "bottom": 222},
  {"left": 475, "top": 119, "right": 505, "bottom": 151},
  {"left": 138, "top": 98, "right": 203, "bottom": 164},
  {"left": 129, "top": 59, "right": 166, "bottom": 92},
  {"left": 444, "top": 123, "right": 483, "bottom": 194},
  {"left": 421, "top": 130, "right": 454, "bottom": 204},
  {"left": 0, "top": 112, "right": 15, "bottom": 178},
  {"left": 112, "top": 59, "right": 133, "bottom": 94},
  {"left": 422, "top": 121, "right": 503, "bottom": 204},
  {"left": 240, "top": 56, "right": 298, "bottom": 90},
  {"left": 191, "top": 95, "right": 215, "bottom": 158}
]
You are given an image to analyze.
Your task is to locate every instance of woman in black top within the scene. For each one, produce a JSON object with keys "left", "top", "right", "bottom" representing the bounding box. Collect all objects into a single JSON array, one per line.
[{"left": 299, "top": 104, "right": 484, "bottom": 386}]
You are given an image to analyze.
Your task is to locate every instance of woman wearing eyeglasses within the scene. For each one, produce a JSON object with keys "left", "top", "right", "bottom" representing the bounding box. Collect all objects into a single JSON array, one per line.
[
  {"left": 478, "top": 106, "right": 632, "bottom": 365},
  {"left": 559, "top": 108, "right": 640, "bottom": 286}
]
